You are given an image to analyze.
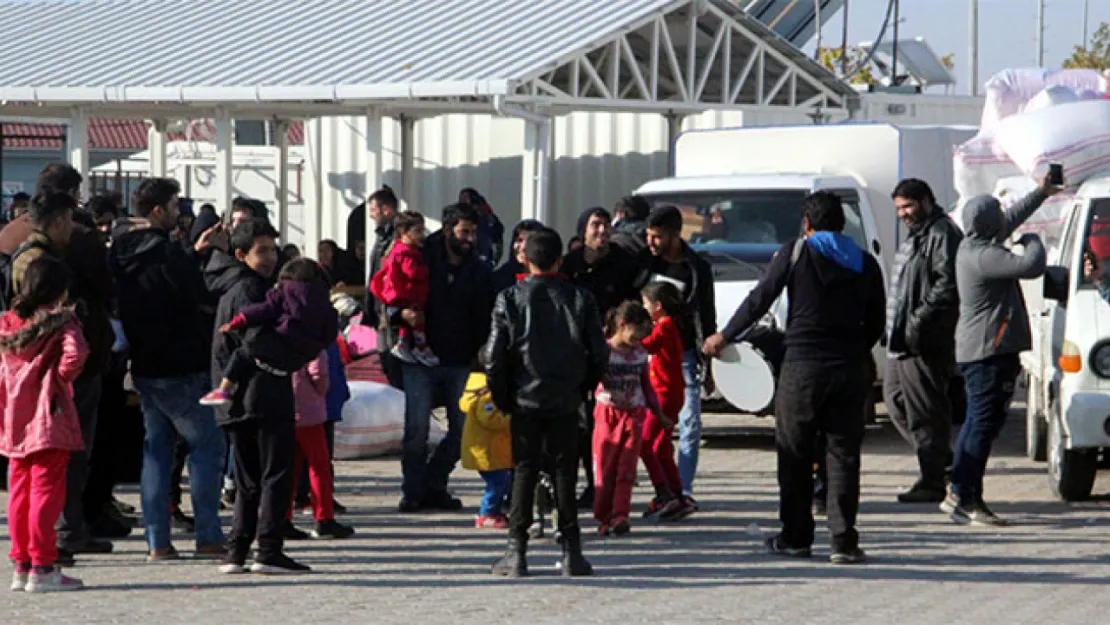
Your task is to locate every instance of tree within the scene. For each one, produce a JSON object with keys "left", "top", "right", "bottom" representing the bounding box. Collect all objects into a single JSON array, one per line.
[
  {"left": 1064, "top": 23, "right": 1110, "bottom": 71},
  {"left": 817, "top": 47, "right": 955, "bottom": 86}
]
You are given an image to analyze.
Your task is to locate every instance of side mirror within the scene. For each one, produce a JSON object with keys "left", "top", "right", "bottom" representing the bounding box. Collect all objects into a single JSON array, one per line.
[
  {"left": 1043, "top": 265, "right": 1069, "bottom": 304},
  {"left": 872, "top": 240, "right": 882, "bottom": 255}
]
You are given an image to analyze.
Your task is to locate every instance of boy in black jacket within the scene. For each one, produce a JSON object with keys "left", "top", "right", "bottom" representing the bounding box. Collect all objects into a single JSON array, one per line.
[{"left": 484, "top": 228, "right": 608, "bottom": 578}]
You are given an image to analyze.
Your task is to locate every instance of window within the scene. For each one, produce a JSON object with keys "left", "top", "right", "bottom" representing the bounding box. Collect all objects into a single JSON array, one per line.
[
  {"left": 643, "top": 190, "right": 807, "bottom": 246},
  {"left": 1079, "top": 198, "right": 1110, "bottom": 288},
  {"left": 829, "top": 190, "right": 868, "bottom": 251}
]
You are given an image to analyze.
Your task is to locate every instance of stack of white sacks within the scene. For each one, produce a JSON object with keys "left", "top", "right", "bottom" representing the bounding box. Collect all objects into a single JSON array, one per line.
[{"left": 952, "top": 68, "right": 1110, "bottom": 246}]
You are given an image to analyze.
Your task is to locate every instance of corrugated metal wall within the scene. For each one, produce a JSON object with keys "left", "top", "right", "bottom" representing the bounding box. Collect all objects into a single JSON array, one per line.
[{"left": 302, "top": 94, "right": 984, "bottom": 247}]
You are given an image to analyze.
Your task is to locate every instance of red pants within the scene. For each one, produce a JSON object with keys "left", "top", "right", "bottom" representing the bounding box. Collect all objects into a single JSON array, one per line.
[
  {"left": 7, "top": 449, "right": 69, "bottom": 567},
  {"left": 640, "top": 411, "right": 683, "bottom": 498},
  {"left": 592, "top": 403, "right": 643, "bottom": 526},
  {"left": 288, "top": 425, "right": 334, "bottom": 522}
]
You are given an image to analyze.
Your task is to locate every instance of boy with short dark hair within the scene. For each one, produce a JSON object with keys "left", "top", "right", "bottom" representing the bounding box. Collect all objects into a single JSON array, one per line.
[{"left": 484, "top": 227, "right": 608, "bottom": 577}]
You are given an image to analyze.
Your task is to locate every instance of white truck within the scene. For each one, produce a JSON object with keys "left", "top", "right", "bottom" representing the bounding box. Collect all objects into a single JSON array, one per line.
[
  {"left": 1021, "top": 177, "right": 1110, "bottom": 500},
  {"left": 633, "top": 123, "right": 976, "bottom": 415}
]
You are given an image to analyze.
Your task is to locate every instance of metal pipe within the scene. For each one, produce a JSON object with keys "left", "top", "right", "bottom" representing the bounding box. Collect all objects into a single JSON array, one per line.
[
  {"left": 1083, "top": 0, "right": 1090, "bottom": 48},
  {"left": 891, "top": 0, "right": 900, "bottom": 85},
  {"left": 814, "top": 0, "right": 822, "bottom": 59},
  {"left": 969, "top": 0, "right": 979, "bottom": 96},
  {"left": 1036, "top": 0, "right": 1045, "bottom": 67},
  {"left": 840, "top": 0, "right": 850, "bottom": 76}
]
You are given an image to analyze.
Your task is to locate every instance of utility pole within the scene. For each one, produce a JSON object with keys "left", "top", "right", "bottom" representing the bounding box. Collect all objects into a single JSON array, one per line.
[
  {"left": 1036, "top": 0, "right": 1045, "bottom": 67},
  {"left": 1083, "top": 0, "right": 1090, "bottom": 48},
  {"left": 814, "top": 0, "right": 822, "bottom": 58},
  {"left": 969, "top": 0, "right": 979, "bottom": 96},
  {"left": 840, "top": 0, "right": 850, "bottom": 76},
  {"left": 891, "top": 0, "right": 900, "bottom": 85}
]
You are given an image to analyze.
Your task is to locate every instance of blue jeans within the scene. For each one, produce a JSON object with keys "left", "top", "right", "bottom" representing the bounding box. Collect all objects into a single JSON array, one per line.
[
  {"left": 401, "top": 364, "right": 469, "bottom": 502},
  {"left": 678, "top": 350, "right": 703, "bottom": 495},
  {"left": 952, "top": 355, "right": 1021, "bottom": 505},
  {"left": 479, "top": 470, "right": 512, "bottom": 516},
  {"left": 134, "top": 374, "right": 227, "bottom": 551}
]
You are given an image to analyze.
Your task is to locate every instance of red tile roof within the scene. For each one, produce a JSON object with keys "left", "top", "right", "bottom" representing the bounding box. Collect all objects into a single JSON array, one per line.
[{"left": 1, "top": 118, "right": 305, "bottom": 151}]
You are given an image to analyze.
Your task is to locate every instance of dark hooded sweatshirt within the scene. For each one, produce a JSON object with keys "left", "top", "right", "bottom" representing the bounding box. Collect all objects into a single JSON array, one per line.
[
  {"left": 721, "top": 233, "right": 886, "bottom": 363},
  {"left": 108, "top": 218, "right": 211, "bottom": 378}
]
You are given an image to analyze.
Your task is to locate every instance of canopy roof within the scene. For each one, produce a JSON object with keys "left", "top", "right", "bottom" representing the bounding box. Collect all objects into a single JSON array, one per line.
[{"left": 0, "top": 0, "right": 854, "bottom": 119}]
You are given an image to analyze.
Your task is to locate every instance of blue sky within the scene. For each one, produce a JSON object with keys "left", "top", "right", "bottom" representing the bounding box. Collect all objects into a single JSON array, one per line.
[{"left": 807, "top": 0, "right": 1110, "bottom": 94}]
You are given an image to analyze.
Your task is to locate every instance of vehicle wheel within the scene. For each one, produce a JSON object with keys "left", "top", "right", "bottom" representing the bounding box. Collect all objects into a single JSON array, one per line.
[
  {"left": 1047, "top": 399, "right": 1097, "bottom": 501},
  {"left": 1025, "top": 375, "right": 1048, "bottom": 462}
]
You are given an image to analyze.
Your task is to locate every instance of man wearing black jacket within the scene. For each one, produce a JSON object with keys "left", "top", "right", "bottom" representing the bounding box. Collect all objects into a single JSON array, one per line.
[
  {"left": 610, "top": 194, "right": 651, "bottom": 257},
  {"left": 109, "top": 177, "right": 227, "bottom": 562},
  {"left": 705, "top": 191, "right": 885, "bottom": 564},
  {"left": 396, "top": 203, "right": 493, "bottom": 513},
  {"left": 485, "top": 228, "right": 607, "bottom": 577},
  {"left": 363, "top": 187, "right": 400, "bottom": 385},
  {"left": 210, "top": 218, "right": 309, "bottom": 574},
  {"left": 645, "top": 205, "right": 715, "bottom": 506},
  {"left": 884, "top": 179, "right": 963, "bottom": 503}
]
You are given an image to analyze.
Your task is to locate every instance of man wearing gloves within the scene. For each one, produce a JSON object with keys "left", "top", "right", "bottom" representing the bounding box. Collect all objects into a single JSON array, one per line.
[{"left": 945, "top": 174, "right": 1059, "bottom": 526}]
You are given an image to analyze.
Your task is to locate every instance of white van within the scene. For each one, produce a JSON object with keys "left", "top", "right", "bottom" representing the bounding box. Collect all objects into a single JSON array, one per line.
[{"left": 1023, "top": 177, "right": 1110, "bottom": 500}]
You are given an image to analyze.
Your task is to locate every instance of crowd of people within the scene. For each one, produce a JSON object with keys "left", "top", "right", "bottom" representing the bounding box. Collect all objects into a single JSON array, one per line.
[{"left": 0, "top": 159, "right": 1061, "bottom": 590}]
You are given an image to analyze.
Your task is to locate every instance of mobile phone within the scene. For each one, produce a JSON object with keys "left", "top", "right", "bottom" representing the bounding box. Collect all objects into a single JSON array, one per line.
[{"left": 1048, "top": 163, "right": 1064, "bottom": 187}]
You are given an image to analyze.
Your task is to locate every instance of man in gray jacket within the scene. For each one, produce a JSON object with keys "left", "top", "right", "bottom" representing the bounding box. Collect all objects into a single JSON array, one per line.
[{"left": 946, "top": 174, "right": 1059, "bottom": 526}]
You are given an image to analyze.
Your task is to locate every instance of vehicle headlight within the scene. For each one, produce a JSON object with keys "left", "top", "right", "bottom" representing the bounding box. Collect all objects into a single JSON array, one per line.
[{"left": 1089, "top": 341, "right": 1110, "bottom": 378}]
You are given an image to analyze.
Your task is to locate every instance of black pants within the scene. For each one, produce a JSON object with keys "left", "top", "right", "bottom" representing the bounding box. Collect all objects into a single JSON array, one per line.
[
  {"left": 776, "top": 358, "right": 868, "bottom": 552},
  {"left": 884, "top": 354, "right": 955, "bottom": 489},
  {"left": 578, "top": 399, "right": 595, "bottom": 494},
  {"left": 225, "top": 416, "right": 297, "bottom": 560},
  {"left": 83, "top": 353, "right": 131, "bottom": 512},
  {"left": 57, "top": 372, "right": 103, "bottom": 548},
  {"left": 509, "top": 413, "right": 580, "bottom": 544}
]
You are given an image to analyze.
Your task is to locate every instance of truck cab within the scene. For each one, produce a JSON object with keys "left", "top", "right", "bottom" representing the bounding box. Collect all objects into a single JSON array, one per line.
[
  {"left": 634, "top": 173, "right": 887, "bottom": 415},
  {"left": 1023, "top": 177, "right": 1110, "bottom": 500}
]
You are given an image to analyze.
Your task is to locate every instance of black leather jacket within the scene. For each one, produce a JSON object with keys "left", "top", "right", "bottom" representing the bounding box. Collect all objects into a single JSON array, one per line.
[
  {"left": 888, "top": 210, "right": 963, "bottom": 357},
  {"left": 483, "top": 275, "right": 609, "bottom": 418}
]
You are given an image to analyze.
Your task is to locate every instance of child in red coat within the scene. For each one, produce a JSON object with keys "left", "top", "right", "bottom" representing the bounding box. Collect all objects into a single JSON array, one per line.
[
  {"left": 639, "top": 282, "right": 691, "bottom": 521},
  {"left": 0, "top": 257, "right": 89, "bottom": 592},
  {"left": 369, "top": 211, "right": 438, "bottom": 367}
]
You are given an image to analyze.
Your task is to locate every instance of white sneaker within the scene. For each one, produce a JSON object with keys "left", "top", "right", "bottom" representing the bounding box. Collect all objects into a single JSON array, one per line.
[
  {"left": 10, "top": 570, "right": 28, "bottom": 592},
  {"left": 25, "top": 568, "right": 84, "bottom": 593},
  {"left": 390, "top": 342, "right": 416, "bottom": 364}
]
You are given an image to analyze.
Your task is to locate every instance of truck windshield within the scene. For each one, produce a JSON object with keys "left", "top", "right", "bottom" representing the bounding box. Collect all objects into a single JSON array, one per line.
[{"left": 641, "top": 190, "right": 807, "bottom": 246}]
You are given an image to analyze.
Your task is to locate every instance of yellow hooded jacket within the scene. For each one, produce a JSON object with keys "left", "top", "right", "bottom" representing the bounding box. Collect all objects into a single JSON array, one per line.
[{"left": 460, "top": 372, "right": 513, "bottom": 472}]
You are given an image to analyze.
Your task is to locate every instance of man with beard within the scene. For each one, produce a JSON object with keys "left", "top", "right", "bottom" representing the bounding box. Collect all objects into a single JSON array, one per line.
[
  {"left": 560, "top": 207, "right": 644, "bottom": 508},
  {"left": 361, "top": 187, "right": 401, "bottom": 386},
  {"left": 884, "top": 179, "right": 963, "bottom": 504},
  {"left": 645, "top": 205, "right": 715, "bottom": 511},
  {"left": 396, "top": 203, "right": 493, "bottom": 513}
]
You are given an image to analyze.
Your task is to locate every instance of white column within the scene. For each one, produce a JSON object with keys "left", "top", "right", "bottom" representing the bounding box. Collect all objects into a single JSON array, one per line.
[
  {"left": 399, "top": 114, "right": 416, "bottom": 201},
  {"left": 214, "top": 108, "right": 234, "bottom": 212},
  {"left": 148, "top": 119, "right": 168, "bottom": 177},
  {"left": 363, "top": 108, "right": 384, "bottom": 284},
  {"left": 520, "top": 118, "right": 552, "bottom": 223},
  {"left": 274, "top": 118, "right": 290, "bottom": 241},
  {"left": 664, "top": 112, "right": 686, "bottom": 175},
  {"left": 66, "top": 107, "right": 89, "bottom": 198}
]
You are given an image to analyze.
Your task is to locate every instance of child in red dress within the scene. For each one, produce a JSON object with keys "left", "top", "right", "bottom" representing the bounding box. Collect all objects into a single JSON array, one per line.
[{"left": 370, "top": 211, "right": 438, "bottom": 367}]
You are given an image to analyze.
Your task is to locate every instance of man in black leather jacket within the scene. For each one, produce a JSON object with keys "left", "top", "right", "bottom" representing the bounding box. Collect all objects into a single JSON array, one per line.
[
  {"left": 883, "top": 179, "right": 963, "bottom": 503},
  {"left": 485, "top": 228, "right": 608, "bottom": 578}
]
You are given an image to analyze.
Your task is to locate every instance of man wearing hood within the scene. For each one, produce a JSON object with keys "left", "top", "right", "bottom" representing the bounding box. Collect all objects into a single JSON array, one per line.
[
  {"left": 610, "top": 195, "right": 651, "bottom": 257},
  {"left": 108, "top": 177, "right": 228, "bottom": 562},
  {"left": 884, "top": 179, "right": 964, "bottom": 504},
  {"left": 945, "top": 176, "right": 1057, "bottom": 526},
  {"left": 705, "top": 191, "right": 885, "bottom": 564},
  {"left": 561, "top": 206, "right": 645, "bottom": 507}
]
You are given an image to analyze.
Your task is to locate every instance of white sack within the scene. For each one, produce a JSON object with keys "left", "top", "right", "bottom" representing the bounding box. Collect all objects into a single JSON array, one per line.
[
  {"left": 333, "top": 381, "right": 446, "bottom": 460},
  {"left": 994, "top": 99, "right": 1110, "bottom": 185},
  {"left": 953, "top": 134, "right": 1022, "bottom": 200},
  {"left": 1022, "top": 85, "right": 1100, "bottom": 113},
  {"left": 980, "top": 68, "right": 1107, "bottom": 132}
]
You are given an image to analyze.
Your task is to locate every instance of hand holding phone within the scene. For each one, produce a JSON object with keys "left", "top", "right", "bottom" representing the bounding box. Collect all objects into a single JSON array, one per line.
[{"left": 1048, "top": 163, "right": 1064, "bottom": 187}]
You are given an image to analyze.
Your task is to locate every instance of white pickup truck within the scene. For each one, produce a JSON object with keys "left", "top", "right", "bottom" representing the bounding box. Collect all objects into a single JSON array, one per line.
[{"left": 634, "top": 123, "right": 975, "bottom": 415}]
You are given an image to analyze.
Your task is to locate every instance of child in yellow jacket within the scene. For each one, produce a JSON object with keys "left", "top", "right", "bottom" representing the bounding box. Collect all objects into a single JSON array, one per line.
[{"left": 460, "top": 372, "right": 513, "bottom": 529}]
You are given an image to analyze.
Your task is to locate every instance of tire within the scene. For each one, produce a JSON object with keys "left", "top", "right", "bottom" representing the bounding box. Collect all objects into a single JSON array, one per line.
[
  {"left": 1025, "top": 375, "right": 1048, "bottom": 462},
  {"left": 1047, "top": 399, "right": 1098, "bottom": 501}
]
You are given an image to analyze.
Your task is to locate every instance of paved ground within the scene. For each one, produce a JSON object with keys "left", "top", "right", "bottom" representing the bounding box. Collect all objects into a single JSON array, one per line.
[{"left": 3, "top": 399, "right": 1110, "bottom": 624}]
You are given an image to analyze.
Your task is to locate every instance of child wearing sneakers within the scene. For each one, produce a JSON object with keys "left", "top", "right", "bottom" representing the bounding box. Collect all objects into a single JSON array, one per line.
[
  {"left": 593, "top": 301, "right": 663, "bottom": 537},
  {"left": 200, "top": 258, "right": 337, "bottom": 407},
  {"left": 460, "top": 372, "right": 512, "bottom": 529},
  {"left": 369, "top": 211, "right": 438, "bottom": 367},
  {"left": 0, "top": 257, "right": 89, "bottom": 592}
]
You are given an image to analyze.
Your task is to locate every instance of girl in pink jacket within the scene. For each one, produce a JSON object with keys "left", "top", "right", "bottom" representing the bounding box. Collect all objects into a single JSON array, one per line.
[
  {"left": 286, "top": 350, "right": 354, "bottom": 540},
  {"left": 0, "top": 257, "right": 88, "bottom": 593}
]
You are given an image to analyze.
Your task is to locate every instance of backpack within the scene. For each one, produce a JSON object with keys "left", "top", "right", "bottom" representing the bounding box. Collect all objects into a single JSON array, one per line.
[{"left": 0, "top": 240, "right": 51, "bottom": 311}]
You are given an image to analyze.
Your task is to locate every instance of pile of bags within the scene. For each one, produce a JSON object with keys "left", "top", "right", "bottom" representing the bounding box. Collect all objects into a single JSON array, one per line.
[
  {"left": 333, "top": 381, "right": 447, "bottom": 460},
  {"left": 952, "top": 68, "right": 1110, "bottom": 241}
]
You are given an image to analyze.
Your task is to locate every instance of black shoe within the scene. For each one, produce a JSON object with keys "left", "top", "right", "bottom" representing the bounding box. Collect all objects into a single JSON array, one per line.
[
  {"left": 576, "top": 487, "right": 594, "bottom": 510},
  {"left": 491, "top": 538, "right": 527, "bottom": 577},
  {"left": 897, "top": 482, "right": 947, "bottom": 504},
  {"left": 610, "top": 519, "right": 631, "bottom": 537},
  {"left": 63, "top": 537, "right": 113, "bottom": 555},
  {"left": 950, "top": 500, "right": 1007, "bottom": 527},
  {"left": 332, "top": 500, "right": 347, "bottom": 515},
  {"left": 421, "top": 490, "right": 463, "bottom": 511},
  {"left": 54, "top": 550, "right": 76, "bottom": 567},
  {"left": 283, "top": 522, "right": 310, "bottom": 541},
  {"left": 398, "top": 497, "right": 422, "bottom": 513},
  {"left": 830, "top": 547, "right": 867, "bottom": 565},
  {"left": 110, "top": 497, "right": 136, "bottom": 515},
  {"left": 89, "top": 514, "right": 132, "bottom": 539},
  {"left": 764, "top": 534, "right": 812, "bottom": 558},
  {"left": 561, "top": 535, "right": 593, "bottom": 577},
  {"left": 311, "top": 519, "right": 355, "bottom": 539},
  {"left": 171, "top": 509, "right": 196, "bottom": 533},
  {"left": 250, "top": 552, "right": 311, "bottom": 575}
]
